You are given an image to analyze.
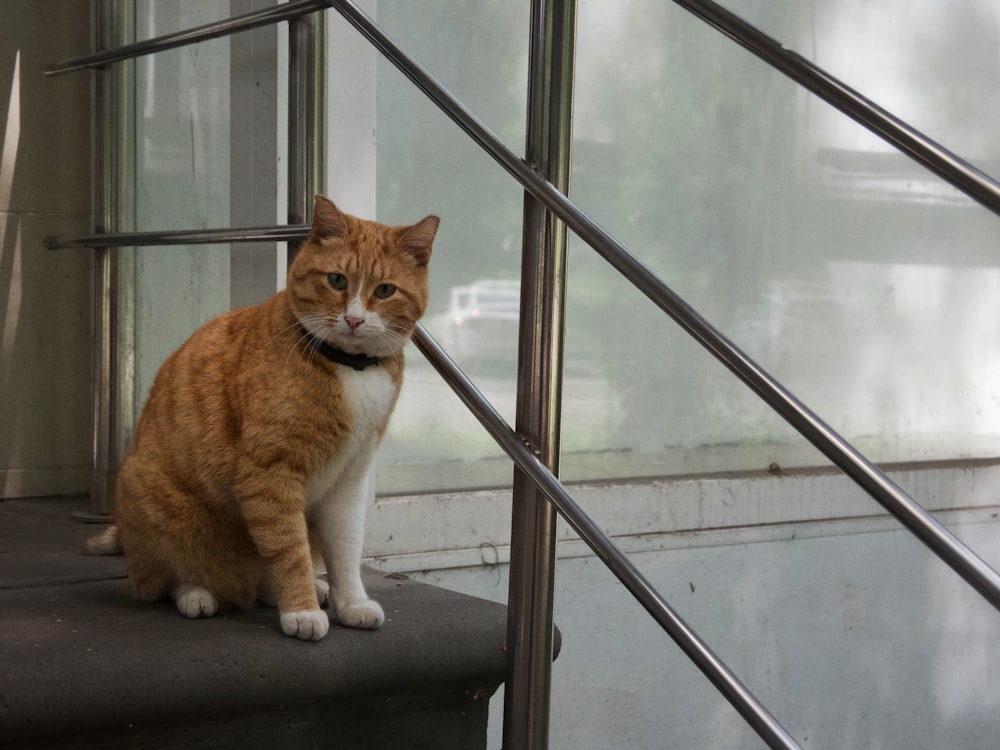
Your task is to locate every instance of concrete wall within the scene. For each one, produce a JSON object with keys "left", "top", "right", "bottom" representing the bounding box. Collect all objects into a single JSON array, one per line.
[
  {"left": 0, "top": 2, "right": 93, "bottom": 498},
  {"left": 417, "top": 514, "right": 1000, "bottom": 749},
  {"left": 369, "top": 463, "right": 1000, "bottom": 749}
]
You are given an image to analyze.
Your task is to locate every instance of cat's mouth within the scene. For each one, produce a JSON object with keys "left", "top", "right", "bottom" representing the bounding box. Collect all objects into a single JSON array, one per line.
[
  {"left": 320, "top": 326, "right": 369, "bottom": 355},
  {"left": 330, "top": 326, "right": 376, "bottom": 355},
  {"left": 329, "top": 332, "right": 369, "bottom": 354}
]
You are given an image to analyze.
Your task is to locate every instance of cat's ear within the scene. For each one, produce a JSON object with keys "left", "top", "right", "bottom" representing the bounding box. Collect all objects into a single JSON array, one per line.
[
  {"left": 398, "top": 215, "right": 439, "bottom": 268},
  {"left": 310, "top": 195, "right": 348, "bottom": 241}
]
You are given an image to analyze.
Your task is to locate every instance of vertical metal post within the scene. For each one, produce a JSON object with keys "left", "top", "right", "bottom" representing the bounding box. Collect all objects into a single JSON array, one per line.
[
  {"left": 503, "top": 1, "right": 576, "bottom": 748},
  {"left": 287, "top": 9, "right": 327, "bottom": 263},
  {"left": 84, "top": 0, "right": 135, "bottom": 520}
]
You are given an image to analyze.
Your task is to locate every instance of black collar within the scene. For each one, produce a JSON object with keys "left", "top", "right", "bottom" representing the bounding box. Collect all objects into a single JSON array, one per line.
[{"left": 299, "top": 327, "right": 381, "bottom": 371}]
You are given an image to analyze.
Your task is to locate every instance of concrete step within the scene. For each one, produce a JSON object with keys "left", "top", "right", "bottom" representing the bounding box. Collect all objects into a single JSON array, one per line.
[{"left": 0, "top": 498, "right": 508, "bottom": 749}]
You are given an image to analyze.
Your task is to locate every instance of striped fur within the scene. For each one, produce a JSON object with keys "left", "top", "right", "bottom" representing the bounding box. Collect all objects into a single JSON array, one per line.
[{"left": 87, "top": 197, "right": 438, "bottom": 641}]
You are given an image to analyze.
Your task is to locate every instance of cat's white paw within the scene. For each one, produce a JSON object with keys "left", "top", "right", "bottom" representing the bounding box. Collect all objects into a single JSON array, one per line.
[
  {"left": 280, "top": 609, "right": 330, "bottom": 641},
  {"left": 174, "top": 584, "right": 219, "bottom": 619},
  {"left": 314, "top": 577, "right": 330, "bottom": 607},
  {"left": 336, "top": 599, "right": 385, "bottom": 630}
]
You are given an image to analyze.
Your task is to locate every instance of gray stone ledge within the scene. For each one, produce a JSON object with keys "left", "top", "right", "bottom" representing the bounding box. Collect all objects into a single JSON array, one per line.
[{"left": 0, "top": 498, "right": 508, "bottom": 749}]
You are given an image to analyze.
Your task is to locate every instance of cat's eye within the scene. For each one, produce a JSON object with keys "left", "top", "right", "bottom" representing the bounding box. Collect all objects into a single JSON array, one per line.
[
  {"left": 327, "top": 273, "right": 348, "bottom": 291},
  {"left": 373, "top": 283, "right": 396, "bottom": 299}
]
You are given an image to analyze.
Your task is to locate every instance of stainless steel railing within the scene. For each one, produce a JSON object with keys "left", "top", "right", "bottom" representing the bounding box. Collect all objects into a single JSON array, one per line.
[
  {"left": 43, "top": 0, "right": 334, "bottom": 76},
  {"left": 330, "top": 0, "right": 1000, "bottom": 610},
  {"left": 47, "top": 1, "right": 326, "bottom": 519},
  {"left": 503, "top": 1, "right": 576, "bottom": 745},
  {"left": 44, "top": 225, "right": 310, "bottom": 250},
  {"left": 670, "top": 0, "right": 1000, "bottom": 216},
  {"left": 332, "top": 5, "right": 1000, "bottom": 750},
  {"left": 44, "top": 2, "right": 1000, "bottom": 749},
  {"left": 411, "top": 324, "right": 803, "bottom": 750}
]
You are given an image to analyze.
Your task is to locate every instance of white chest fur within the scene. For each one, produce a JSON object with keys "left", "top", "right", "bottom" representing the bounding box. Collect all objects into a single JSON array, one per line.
[{"left": 304, "top": 364, "right": 398, "bottom": 507}]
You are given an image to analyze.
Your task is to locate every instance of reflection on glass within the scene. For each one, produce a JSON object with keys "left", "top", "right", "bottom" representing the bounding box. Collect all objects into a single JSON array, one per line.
[{"left": 371, "top": 0, "right": 1000, "bottom": 491}]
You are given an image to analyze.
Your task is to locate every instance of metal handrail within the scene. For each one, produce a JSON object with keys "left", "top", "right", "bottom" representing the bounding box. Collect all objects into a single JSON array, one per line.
[
  {"left": 412, "top": 325, "right": 803, "bottom": 750},
  {"left": 670, "top": 0, "right": 1000, "bottom": 217},
  {"left": 503, "top": 0, "right": 575, "bottom": 744},
  {"left": 43, "top": 225, "right": 310, "bottom": 250},
  {"left": 50, "top": 2, "right": 1000, "bottom": 748},
  {"left": 44, "top": 0, "right": 1000, "bottom": 217},
  {"left": 330, "top": 0, "right": 1000, "bottom": 614},
  {"left": 43, "top": 0, "right": 334, "bottom": 76},
  {"left": 333, "top": 6, "right": 1000, "bottom": 748},
  {"left": 45, "top": 3, "right": 798, "bottom": 741}
]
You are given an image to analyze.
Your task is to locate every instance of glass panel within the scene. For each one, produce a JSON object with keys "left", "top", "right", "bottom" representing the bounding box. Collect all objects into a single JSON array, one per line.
[
  {"left": 371, "top": 0, "right": 1000, "bottom": 491},
  {"left": 559, "top": 0, "right": 1000, "bottom": 481},
  {"left": 131, "top": 1, "right": 233, "bottom": 412},
  {"left": 366, "top": 0, "right": 530, "bottom": 492}
]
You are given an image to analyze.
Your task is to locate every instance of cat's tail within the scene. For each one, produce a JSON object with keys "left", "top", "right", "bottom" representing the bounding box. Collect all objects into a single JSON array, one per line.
[{"left": 82, "top": 524, "right": 123, "bottom": 556}]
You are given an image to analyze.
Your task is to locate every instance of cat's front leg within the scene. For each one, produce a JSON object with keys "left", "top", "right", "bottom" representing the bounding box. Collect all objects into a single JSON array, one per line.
[
  {"left": 241, "top": 488, "right": 329, "bottom": 641},
  {"left": 312, "top": 467, "right": 385, "bottom": 630}
]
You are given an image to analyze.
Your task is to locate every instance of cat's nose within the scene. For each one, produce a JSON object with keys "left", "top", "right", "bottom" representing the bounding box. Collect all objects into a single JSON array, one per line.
[{"left": 345, "top": 315, "right": 365, "bottom": 330}]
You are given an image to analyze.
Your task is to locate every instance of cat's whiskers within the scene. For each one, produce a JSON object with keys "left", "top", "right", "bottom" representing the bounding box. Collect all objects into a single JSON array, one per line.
[
  {"left": 280, "top": 314, "right": 327, "bottom": 375},
  {"left": 281, "top": 311, "right": 413, "bottom": 366},
  {"left": 376, "top": 322, "right": 412, "bottom": 351}
]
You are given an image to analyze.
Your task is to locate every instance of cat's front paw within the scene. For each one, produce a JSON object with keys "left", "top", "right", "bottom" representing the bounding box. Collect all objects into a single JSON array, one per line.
[
  {"left": 174, "top": 583, "right": 219, "bottom": 619},
  {"left": 336, "top": 599, "right": 385, "bottom": 630},
  {"left": 280, "top": 609, "right": 330, "bottom": 641}
]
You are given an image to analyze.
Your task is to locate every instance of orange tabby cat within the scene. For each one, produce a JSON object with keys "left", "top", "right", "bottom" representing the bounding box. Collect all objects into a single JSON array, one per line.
[{"left": 85, "top": 196, "right": 438, "bottom": 641}]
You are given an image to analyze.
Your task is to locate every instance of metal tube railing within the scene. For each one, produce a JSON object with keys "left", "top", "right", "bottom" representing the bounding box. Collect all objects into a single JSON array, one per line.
[
  {"left": 44, "top": 225, "right": 310, "bottom": 250},
  {"left": 670, "top": 0, "right": 1000, "bottom": 217},
  {"left": 50, "top": 2, "right": 1000, "bottom": 747},
  {"left": 504, "top": 1, "right": 577, "bottom": 747},
  {"left": 88, "top": 3, "right": 117, "bottom": 519},
  {"left": 287, "top": 10, "right": 327, "bottom": 263},
  {"left": 83, "top": 0, "right": 136, "bottom": 520},
  {"left": 412, "top": 325, "right": 803, "bottom": 750},
  {"left": 331, "top": 0, "right": 1000, "bottom": 614},
  {"left": 44, "top": 0, "right": 334, "bottom": 76}
]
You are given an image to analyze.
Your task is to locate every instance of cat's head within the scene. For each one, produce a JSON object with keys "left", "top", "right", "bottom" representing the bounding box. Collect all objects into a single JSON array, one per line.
[{"left": 287, "top": 195, "right": 439, "bottom": 358}]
